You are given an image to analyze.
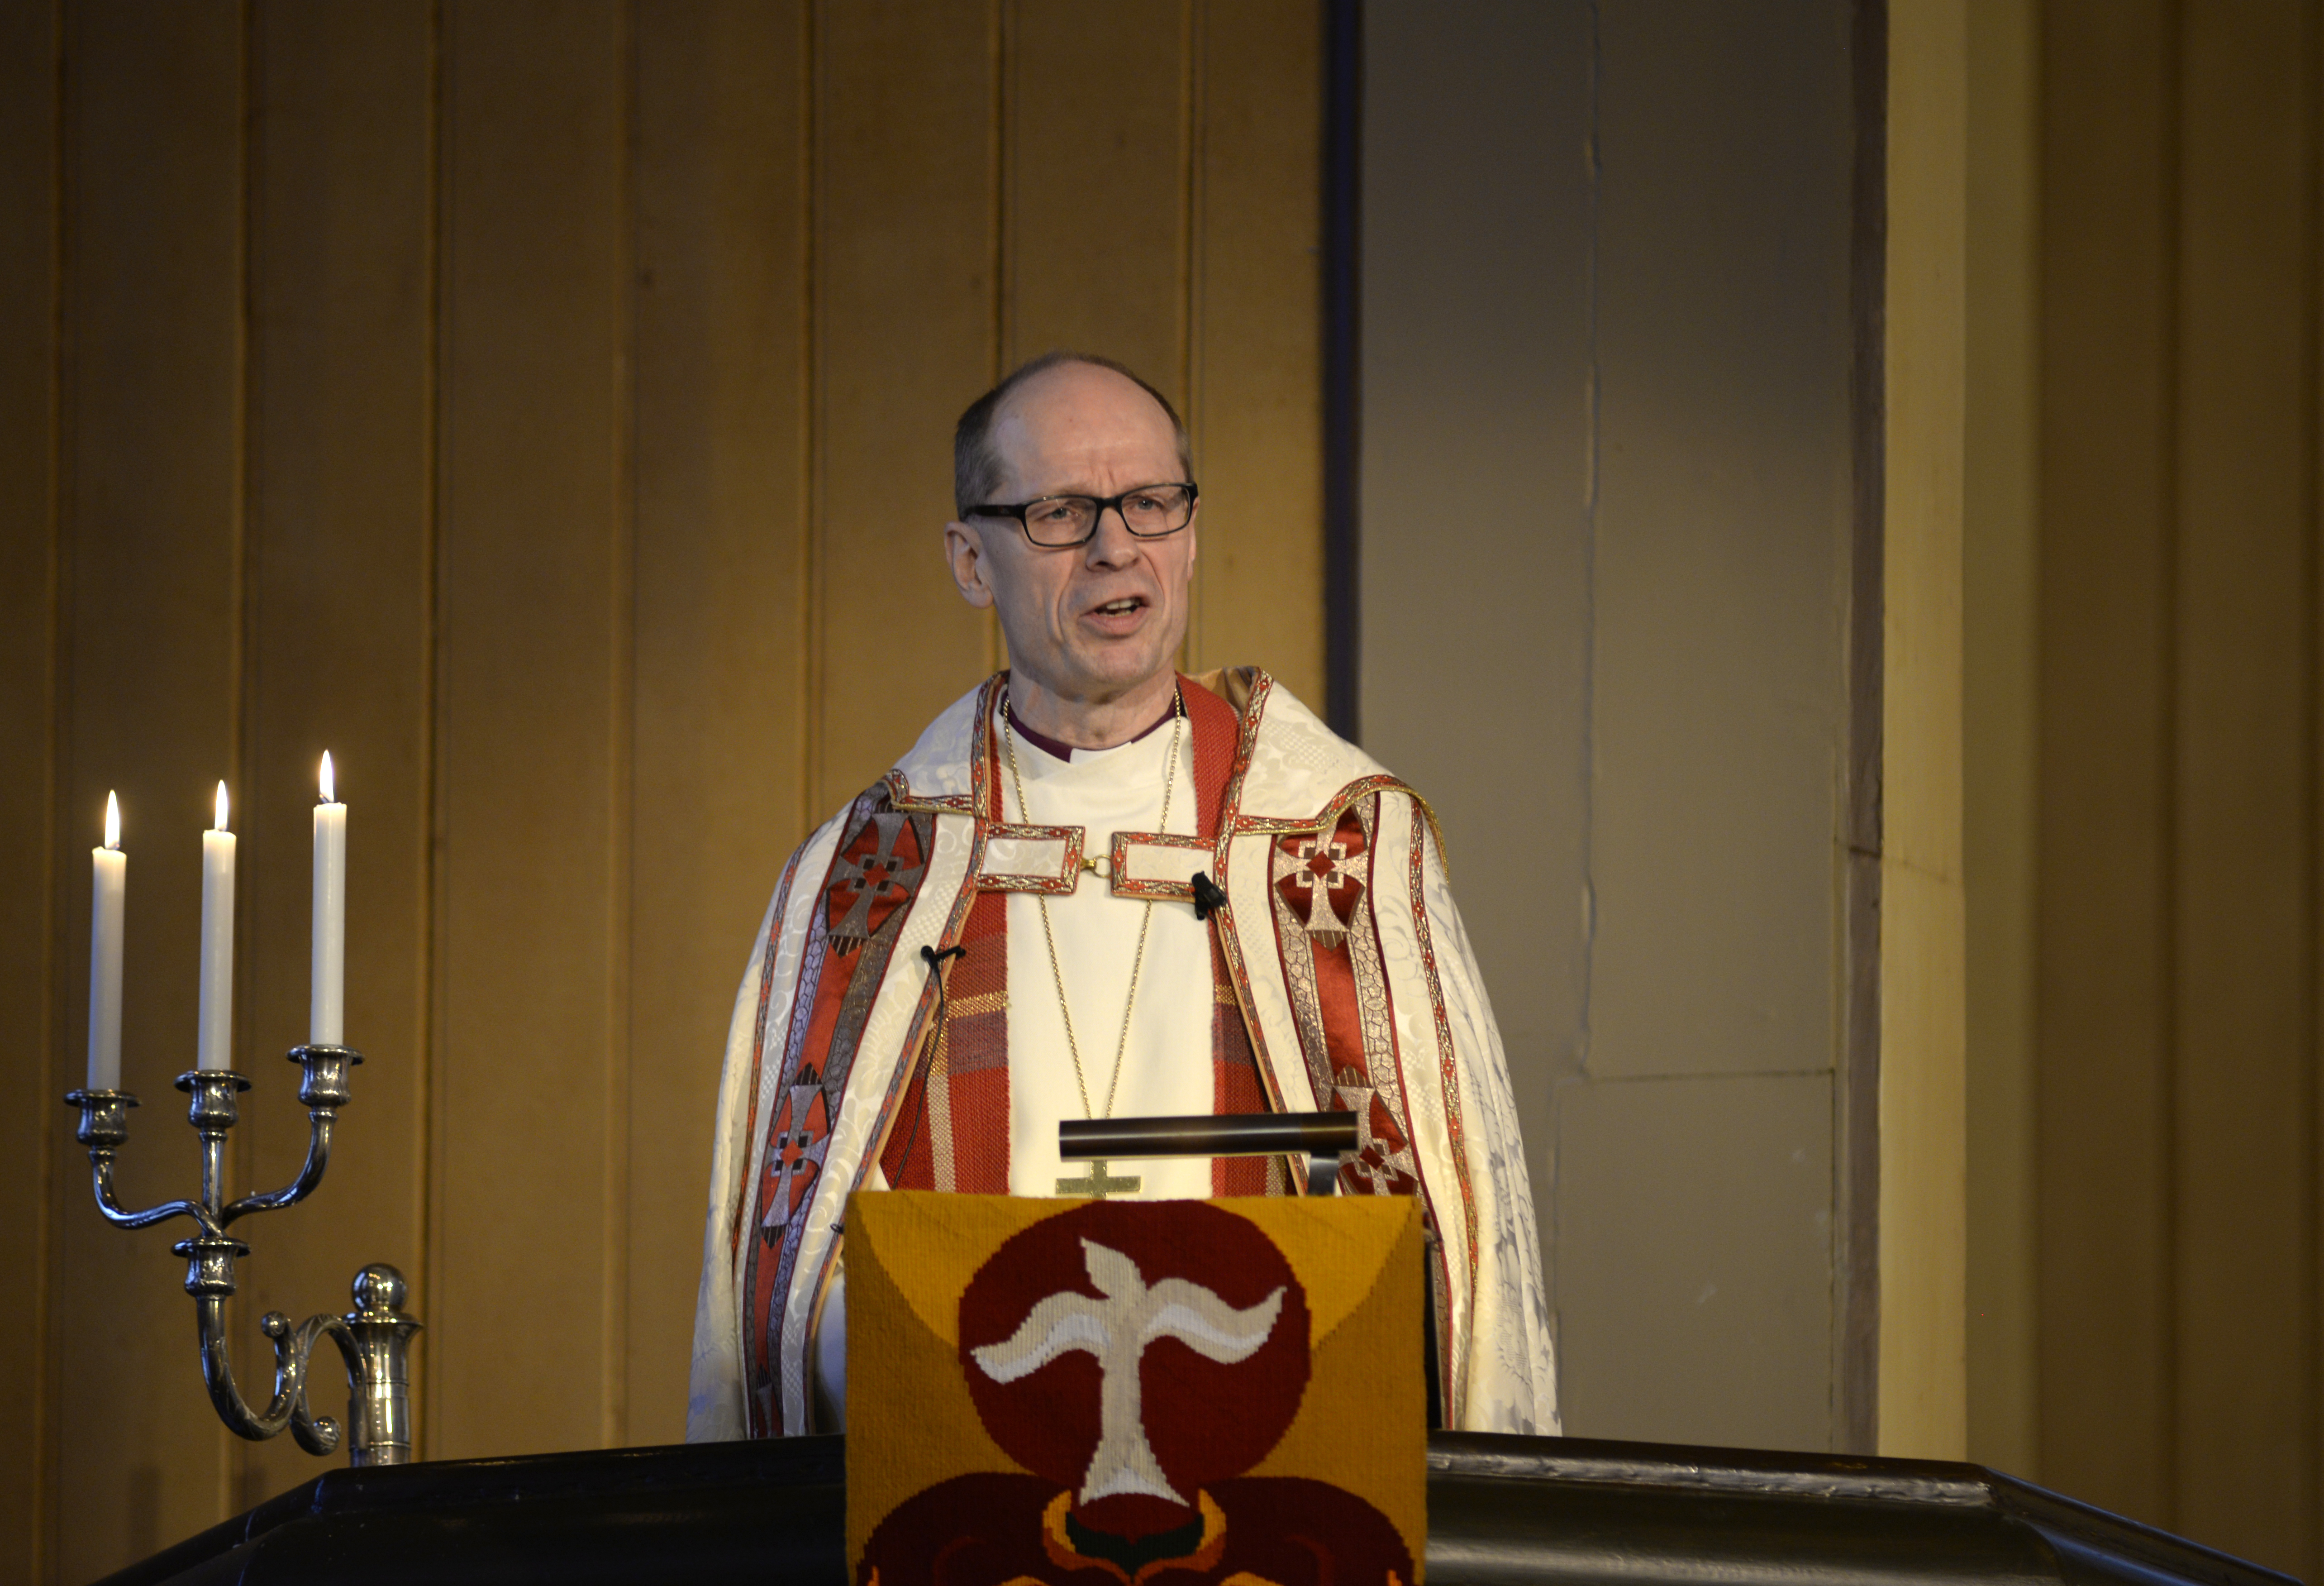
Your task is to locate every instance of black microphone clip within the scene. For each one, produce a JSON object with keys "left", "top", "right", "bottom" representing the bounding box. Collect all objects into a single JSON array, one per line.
[{"left": 1191, "top": 871, "right": 1229, "bottom": 922}]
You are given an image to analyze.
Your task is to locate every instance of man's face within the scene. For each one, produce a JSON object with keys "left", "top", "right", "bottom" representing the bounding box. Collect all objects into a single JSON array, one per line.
[{"left": 944, "top": 363, "right": 1197, "bottom": 712}]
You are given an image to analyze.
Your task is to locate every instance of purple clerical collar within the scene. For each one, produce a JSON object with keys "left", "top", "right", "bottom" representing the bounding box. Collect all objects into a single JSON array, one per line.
[{"left": 1004, "top": 689, "right": 1178, "bottom": 763}]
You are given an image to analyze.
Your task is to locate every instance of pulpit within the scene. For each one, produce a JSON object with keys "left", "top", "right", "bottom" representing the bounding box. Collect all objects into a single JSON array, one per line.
[
  {"left": 93, "top": 1429, "right": 2293, "bottom": 1586},
  {"left": 71, "top": 1121, "right": 2299, "bottom": 1586}
]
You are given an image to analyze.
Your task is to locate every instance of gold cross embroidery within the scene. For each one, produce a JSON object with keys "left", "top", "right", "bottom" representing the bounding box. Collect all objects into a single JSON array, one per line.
[{"left": 1055, "top": 1158, "right": 1143, "bottom": 1199}]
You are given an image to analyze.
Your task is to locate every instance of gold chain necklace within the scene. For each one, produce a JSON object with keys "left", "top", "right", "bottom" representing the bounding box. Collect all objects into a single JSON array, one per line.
[{"left": 1003, "top": 688, "right": 1185, "bottom": 1169}]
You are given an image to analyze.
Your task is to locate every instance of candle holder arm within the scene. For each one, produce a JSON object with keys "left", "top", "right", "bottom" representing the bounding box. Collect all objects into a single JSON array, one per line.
[
  {"left": 219, "top": 1116, "right": 334, "bottom": 1225},
  {"left": 92, "top": 1161, "right": 215, "bottom": 1234},
  {"left": 219, "top": 1047, "right": 356, "bottom": 1226},
  {"left": 66, "top": 1090, "right": 222, "bottom": 1236}
]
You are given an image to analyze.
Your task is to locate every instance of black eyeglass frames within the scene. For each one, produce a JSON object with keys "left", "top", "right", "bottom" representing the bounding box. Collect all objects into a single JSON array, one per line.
[{"left": 966, "top": 482, "right": 1198, "bottom": 549}]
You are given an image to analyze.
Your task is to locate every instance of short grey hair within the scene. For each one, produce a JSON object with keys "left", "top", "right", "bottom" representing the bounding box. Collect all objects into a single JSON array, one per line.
[{"left": 952, "top": 352, "right": 1194, "bottom": 517}]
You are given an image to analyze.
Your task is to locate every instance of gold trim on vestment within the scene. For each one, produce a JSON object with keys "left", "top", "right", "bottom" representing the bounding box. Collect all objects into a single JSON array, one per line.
[
  {"left": 1106, "top": 829, "right": 1215, "bottom": 901},
  {"left": 973, "top": 821, "right": 1088, "bottom": 893}
]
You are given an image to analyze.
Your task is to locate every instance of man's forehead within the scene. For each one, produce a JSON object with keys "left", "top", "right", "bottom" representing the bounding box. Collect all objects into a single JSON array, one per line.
[{"left": 991, "top": 363, "right": 1178, "bottom": 480}]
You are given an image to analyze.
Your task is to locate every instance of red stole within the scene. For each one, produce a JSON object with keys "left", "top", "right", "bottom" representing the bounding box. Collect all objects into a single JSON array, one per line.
[{"left": 879, "top": 676, "right": 1273, "bottom": 1195}]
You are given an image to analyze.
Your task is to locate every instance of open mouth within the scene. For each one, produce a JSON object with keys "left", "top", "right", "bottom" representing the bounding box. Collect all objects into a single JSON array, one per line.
[{"left": 1089, "top": 597, "right": 1147, "bottom": 618}]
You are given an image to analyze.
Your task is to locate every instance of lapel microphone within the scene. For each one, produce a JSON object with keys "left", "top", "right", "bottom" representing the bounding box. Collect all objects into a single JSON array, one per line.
[{"left": 1191, "top": 871, "right": 1229, "bottom": 922}]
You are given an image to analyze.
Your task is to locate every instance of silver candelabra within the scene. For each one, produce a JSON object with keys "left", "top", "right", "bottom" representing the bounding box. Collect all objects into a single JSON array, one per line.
[{"left": 64, "top": 1044, "right": 420, "bottom": 1465}]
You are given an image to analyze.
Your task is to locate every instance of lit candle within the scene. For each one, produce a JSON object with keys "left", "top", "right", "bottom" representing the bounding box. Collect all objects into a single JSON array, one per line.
[
  {"left": 197, "top": 781, "right": 235, "bottom": 1072},
  {"left": 311, "top": 751, "right": 346, "bottom": 1046},
  {"left": 87, "top": 792, "right": 125, "bottom": 1091}
]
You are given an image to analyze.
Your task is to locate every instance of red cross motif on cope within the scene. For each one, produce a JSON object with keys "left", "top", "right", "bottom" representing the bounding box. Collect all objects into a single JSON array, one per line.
[
  {"left": 1332, "top": 1078, "right": 1422, "bottom": 1196},
  {"left": 826, "top": 809, "right": 926, "bottom": 952},
  {"left": 759, "top": 1082, "right": 831, "bottom": 1242},
  {"left": 1272, "top": 810, "right": 1367, "bottom": 947}
]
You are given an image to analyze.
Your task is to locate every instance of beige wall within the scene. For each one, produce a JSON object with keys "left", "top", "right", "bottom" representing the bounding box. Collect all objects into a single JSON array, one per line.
[
  {"left": 0, "top": 5, "right": 1323, "bottom": 1581},
  {"left": 1362, "top": 0, "right": 1882, "bottom": 1453}
]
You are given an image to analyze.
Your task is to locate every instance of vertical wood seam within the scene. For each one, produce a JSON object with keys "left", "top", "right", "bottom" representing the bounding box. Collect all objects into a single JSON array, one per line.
[
  {"left": 992, "top": 0, "right": 1010, "bottom": 375},
  {"left": 1839, "top": 0, "right": 1888, "bottom": 1458},
  {"left": 420, "top": 0, "right": 448, "bottom": 1464},
  {"left": 34, "top": 0, "right": 68, "bottom": 1570},
  {"left": 224, "top": 0, "right": 258, "bottom": 1515},
  {"left": 1563, "top": 0, "right": 1606, "bottom": 1434},
  {"left": 804, "top": 0, "right": 824, "bottom": 831},
  {"left": 988, "top": 0, "right": 1010, "bottom": 676},
  {"left": 797, "top": 0, "right": 816, "bottom": 838},
  {"left": 1181, "top": 0, "right": 1202, "bottom": 671},
  {"left": 1320, "top": 0, "right": 1362, "bottom": 736},
  {"left": 2304, "top": 2, "right": 2324, "bottom": 1564},
  {"left": 605, "top": 0, "right": 638, "bottom": 1450},
  {"left": 2157, "top": 0, "right": 2182, "bottom": 1524},
  {"left": 1181, "top": 0, "right": 1197, "bottom": 417}
]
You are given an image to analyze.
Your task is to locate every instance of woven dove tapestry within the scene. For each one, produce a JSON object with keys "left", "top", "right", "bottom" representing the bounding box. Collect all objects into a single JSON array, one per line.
[{"left": 845, "top": 1191, "right": 1427, "bottom": 1586}]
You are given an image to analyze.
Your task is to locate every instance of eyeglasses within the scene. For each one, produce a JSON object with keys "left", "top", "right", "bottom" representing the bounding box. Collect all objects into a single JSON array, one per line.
[{"left": 967, "top": 482, "right": 1198, "bottom": 549}]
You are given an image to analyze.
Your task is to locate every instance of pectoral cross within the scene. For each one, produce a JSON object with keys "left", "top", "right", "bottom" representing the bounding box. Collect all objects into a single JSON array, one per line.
[{"left": 1055, "top": 1158, "right": 1142, "bottom": 1198}]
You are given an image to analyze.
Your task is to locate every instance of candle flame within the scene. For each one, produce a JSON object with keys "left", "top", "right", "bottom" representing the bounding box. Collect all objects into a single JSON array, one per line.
[
  {"left": 214, "top": 781, "right": 229, "bottom": 833},
  {"left": 104, "top": 790, "right": 119, "bottom": 850},
  {"left": 320, "top": 750, "right": 335, "bottom": 803}
]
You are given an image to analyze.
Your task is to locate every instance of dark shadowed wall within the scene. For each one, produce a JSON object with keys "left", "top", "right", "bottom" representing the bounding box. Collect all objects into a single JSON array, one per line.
[{"left": 1359, "top": 0, "right": 1886, "bottom": 1457}]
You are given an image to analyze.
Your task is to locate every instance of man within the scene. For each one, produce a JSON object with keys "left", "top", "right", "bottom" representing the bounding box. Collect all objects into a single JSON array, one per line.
[{"left": 688, "top": 353, "right": 1556, "bottom": 1440}]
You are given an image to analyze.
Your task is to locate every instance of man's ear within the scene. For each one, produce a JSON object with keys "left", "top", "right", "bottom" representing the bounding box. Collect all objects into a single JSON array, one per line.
[{"left": 943, "top": 520, "right": 995, "bottom": 609}]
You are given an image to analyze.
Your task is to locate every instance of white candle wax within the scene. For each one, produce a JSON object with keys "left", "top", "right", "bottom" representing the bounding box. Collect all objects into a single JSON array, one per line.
[
  {"left": 311, "top": 752, "right": 346, "bottom": 1046},
  {"left": 87, "top": 792, "right": 125, "bottom": 1091},
  {"left": 198, "top": 782, "right": 236, "bottom": 1072}
]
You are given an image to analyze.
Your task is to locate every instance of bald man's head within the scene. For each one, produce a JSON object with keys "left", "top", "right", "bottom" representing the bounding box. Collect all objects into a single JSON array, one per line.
[{"left": 953, "top": 353, "right": 1191, "bottom": 518}]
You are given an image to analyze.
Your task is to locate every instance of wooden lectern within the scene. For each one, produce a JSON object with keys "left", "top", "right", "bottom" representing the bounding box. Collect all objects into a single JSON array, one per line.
[{"left": 88, "top": 1119, "right": 2300, "bottom": 1586}]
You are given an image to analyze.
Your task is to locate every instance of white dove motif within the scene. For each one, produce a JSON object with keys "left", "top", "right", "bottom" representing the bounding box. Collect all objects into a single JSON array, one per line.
[{"left": 969, "top": 1238, "right": 1288, "bottom": 1505}]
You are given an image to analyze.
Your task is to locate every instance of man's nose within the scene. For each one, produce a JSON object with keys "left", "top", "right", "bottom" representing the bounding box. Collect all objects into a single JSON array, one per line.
[{"left": 1083, "top": 505, "right": 1140, "bottom": 566}]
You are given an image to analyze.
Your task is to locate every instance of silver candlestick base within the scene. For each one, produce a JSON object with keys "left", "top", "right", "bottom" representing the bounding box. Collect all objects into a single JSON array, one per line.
[{"left": 65, "top": 1044, "right": 420, "bottom": 1465}]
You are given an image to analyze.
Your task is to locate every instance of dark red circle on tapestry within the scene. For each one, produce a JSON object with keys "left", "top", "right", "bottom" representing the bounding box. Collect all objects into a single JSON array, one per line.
[{"left": 957, "top": 1201, "right": 1311, "bottom": 1498}]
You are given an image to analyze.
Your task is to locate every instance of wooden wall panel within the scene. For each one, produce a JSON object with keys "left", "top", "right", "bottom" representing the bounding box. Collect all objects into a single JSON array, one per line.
[
  {"left": 1005, "top": 0, "right": 1187, "bottom": 388},
  {"left": 2040, "top": 2, "right": 2324, "bottom": 1575},
  {"left": 2171, "top": 4, "right": 2318, "bottom": 1565},
  {"left": 51, "top": 5, "right": 250, "bottom": 1578},
  {"left": 5, "top": 5, "right": 1324, "bottom": 1572},
  {"left": 2038, "top": 0, "right": 2179, "bottom": 1527},
  {"left": 628, "top": 0, "right": 810, "bottom": 1446},
  {"left": 813, "top": 1, "right": 1003, "bottom": 812},
  {"left": 0, "top": 2, "right": 58, "bottom": 1576},
  {"left": 1189, "top": 1, "right": 1324, "bottom": 698},
  {"left": 1882, "top": 0, "right": 1969, "bottom": 1459},
  {"left": 1962, "top": 0, "right": 2042, "bottom": 1481},
  {"left": 431, "top": 0, "right": 630, "bottom": 1458},
  {"left": 234, "top": 0, "right": 438, "bottom": 1505}
]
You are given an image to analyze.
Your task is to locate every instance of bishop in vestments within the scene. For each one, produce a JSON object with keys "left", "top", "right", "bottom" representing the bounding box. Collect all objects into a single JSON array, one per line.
[{"left": 687, "top": 353, "right": 1557, "bottom": 1441}]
